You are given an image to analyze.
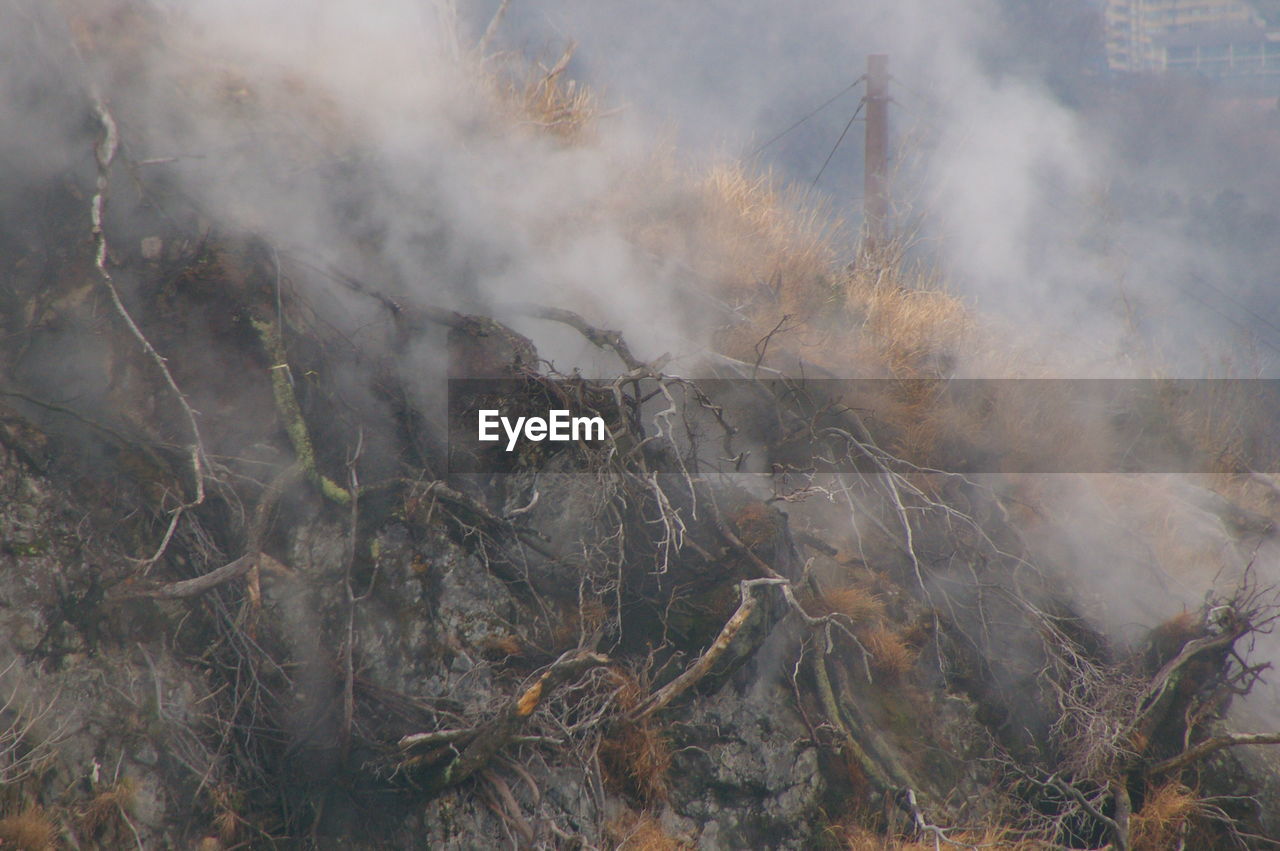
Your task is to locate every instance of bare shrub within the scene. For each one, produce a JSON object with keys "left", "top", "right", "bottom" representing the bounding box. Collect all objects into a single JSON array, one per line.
[
  {"left": 0, "top": 807, "right": 56, "bottom": 851},
  {"left": 1129, "top": 781, "right": 1201, "bottom": 851}
]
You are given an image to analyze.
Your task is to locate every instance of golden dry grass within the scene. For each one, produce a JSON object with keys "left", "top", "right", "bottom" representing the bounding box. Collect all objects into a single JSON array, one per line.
[
  {"left": 0, "top": 807, "right": 56, "bottom": 851},
  {"left": 840, "top": 823, "right": 1047, "bottom": 849},
  {"left": 493, "top": 45, "right": 599, "bottom": 143},
  {"left": 860, "top": 624, "right": 918, "bottom": 680},
  {"left": 1163, "top": 378, "right": 1271, "bottom": 477},
  {"left": 600, "top": 671, "right": 672, "bottom": 804},
  {"left": 79, "top": 777, "right": 137, "bottom": 834},
  {"left": 490, "top": 43, "right": 978, "bottom": 405},
  {"left": 730, "top": 501, "right": 779, "bottom": 552},
  {"left": 700, "top": 164, "right": 840, "bottom": 310},
  {"left": 519, "top": 72, "right": 596, "bottom": 140},
  {"left": 600, "top": 721, "right": 672, "bottom": 805},
  {"left": 673, "top": 163, "right": 852, "bottom": 367},
  {"left": 845, "top": 259, "right": 971, "bottom": 380},
  {"left": 210, "top": 782, "right": 246, "bottom": 845},
  {"left": 480, "top": 633, "right": 524, "bottom": 658},
  {"left": 685, "top": 164, "right": 976, "bottom": 456},
  {"left": 812, "top": 585, "right": 886, "bottom": 624},
  {"left": 606, "top": 811, "right": 691, "bottom": 850},
  {"left": 1130, "top": 782, "right": 1201, "bottom": 851}
]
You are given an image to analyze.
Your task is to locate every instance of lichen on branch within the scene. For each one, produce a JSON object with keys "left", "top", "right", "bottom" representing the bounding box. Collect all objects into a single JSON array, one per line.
[{"left": 251, "top": 316, "right": 351, "bottom": 505}]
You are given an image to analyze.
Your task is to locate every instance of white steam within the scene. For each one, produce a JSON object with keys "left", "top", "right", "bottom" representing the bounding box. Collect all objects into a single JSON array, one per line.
[{"left": 9, "top": 0, "right": 1280, "bottom": 726}]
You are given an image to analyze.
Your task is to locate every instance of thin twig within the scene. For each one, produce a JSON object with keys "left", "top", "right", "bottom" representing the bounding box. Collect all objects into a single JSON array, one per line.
[{"left": 88, "top": 92, "right": 207, "bottom": 571}]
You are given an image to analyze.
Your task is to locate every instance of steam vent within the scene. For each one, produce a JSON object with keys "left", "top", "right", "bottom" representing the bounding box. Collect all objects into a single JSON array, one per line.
[{"left": 6, "top": 1, "right": 1280, "bottom": 848}]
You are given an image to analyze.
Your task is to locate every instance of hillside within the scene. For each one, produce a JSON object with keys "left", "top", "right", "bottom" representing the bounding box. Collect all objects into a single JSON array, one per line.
[{"left": 3, "top": 2, "right": 1280, "bottom": 849}]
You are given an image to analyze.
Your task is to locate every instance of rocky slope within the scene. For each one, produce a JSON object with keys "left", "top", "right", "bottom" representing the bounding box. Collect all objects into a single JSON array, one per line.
[{"left": 4, "top": 2, "right": 1280, "bottom": 849}]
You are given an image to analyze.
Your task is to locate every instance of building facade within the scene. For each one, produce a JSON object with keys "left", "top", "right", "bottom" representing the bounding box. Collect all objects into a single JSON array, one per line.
[{"left": 1104, "top": 0, "right": 1280, "bottom": 84}]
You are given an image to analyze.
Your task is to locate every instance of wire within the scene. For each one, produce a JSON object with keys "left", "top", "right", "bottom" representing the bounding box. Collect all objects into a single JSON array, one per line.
[
  {"left": 759, "top": 71, "right": 1280, "bottom": 361},
  {"left": 747, "top": 76, "right": 864, "bottom": 158},
  {"left": 889, "top": 74, "right": 941, "bottom": 109},
  {"left": 1188, "top": 271, "right": 1280, "bottom": 345},
  {"left": 1172, "top": 277, "right": 1280, "bottom": 358},
  {"left": 810, "top": 99, "right": 865, "bottom": 189}
]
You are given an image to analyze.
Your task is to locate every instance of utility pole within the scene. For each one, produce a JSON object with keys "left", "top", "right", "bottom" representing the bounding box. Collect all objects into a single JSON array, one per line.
[{"left": 863, "top": 54, "right": 890, "bottom": 256}]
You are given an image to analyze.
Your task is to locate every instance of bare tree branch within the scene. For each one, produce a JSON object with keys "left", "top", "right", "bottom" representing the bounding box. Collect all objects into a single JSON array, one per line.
[
  {"left": 629, "top": 578, "right": 784, "bottom": 721},
  {"left": 1147, "top": 732, "right": 1280, "bottom": 777},
  {"left": 512, "top": 303, "right": 648, "bottom": 372},
  {"left": 88, "top": 92, "right": 208, "bottom": 571},
  {"left": 396, "top": 649, "right": 609, "bottom": 792}
]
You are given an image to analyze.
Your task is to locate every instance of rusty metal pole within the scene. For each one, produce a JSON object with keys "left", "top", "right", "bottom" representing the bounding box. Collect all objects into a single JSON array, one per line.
[{"left": 863, "top": 54, "right": 890, "bottom": 256}]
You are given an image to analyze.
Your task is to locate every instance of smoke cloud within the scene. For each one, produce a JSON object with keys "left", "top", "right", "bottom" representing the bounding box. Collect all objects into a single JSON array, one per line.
[
  {"left": 478, "top": 0, "right": 1280, "bottom": 374},
  {"left": 7, "top": 0, "right": 1280, "bottom": 735},
  {"left": 469, "top": 0, "right": 1280, "bottom": 721}
]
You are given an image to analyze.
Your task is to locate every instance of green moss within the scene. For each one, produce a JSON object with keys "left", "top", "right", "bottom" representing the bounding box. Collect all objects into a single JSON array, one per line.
[
  {"left": 252, "top": 317, "right": 351, "bottom": 505},
  {"left": 3, "top": 538, "right": 48, "bottom": 557}
]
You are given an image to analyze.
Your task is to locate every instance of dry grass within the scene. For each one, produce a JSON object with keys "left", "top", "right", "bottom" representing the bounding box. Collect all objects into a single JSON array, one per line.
[
  {"left": 600, "top": 719, "right": 672, "bottom": 805},
  {"left": 1129, "top": 782, "right": 1201, "bottom": 851},
  {"left": 493, "top": 38, "right": 977, "bottom": 394},
  {"left": 79, "top": 776, "right": 137, "bottom": 833},
  {"left": 605, "top": 811, "right": 691, "bottom": 850},
  {"left": 845, "top": 257, "right": 971, "bottom": 379},
  {"left": 682, "top": 163, "right": 851, "bottom": 365},
  {"left": 489, "top": 64, "right": 976, "bottom": 400},
  {"left": 860, "top": 625, "right": 918, "bottom": 681},
  {"left": 1165, "top": 379, "right": 1262, "bottom": 477},
  {"left": 210, "top": 782, "right": 246, "bottom": 845},
  {"left": 519, "top": 73, "right": 596, "bottom": 140},
  {"left": 480, "top": 633, "right": 524, "bottom": 658},
  {"left": 839, "top": 823, "right": 1046, "bottom": 849},
  {"left": 730, "top": 501, "right": 779, "bottom": 552},
  {"left": 700, "top": 164, "right": 840, "bottom": 310},
  {"left": 0, "top": 807, "right": 56, "bottom": 851},
  {"left": 494, "top": 44, "right": 599, "bottom": 143},
  {"left": 689, "top": 171, "right": 975, "bottom": 457},
  {"left": 810, "top": 585, "right": 886, "bottom": 624},
  {"left": 600, "top": 671, "right": 672, "bottom": 804}
]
